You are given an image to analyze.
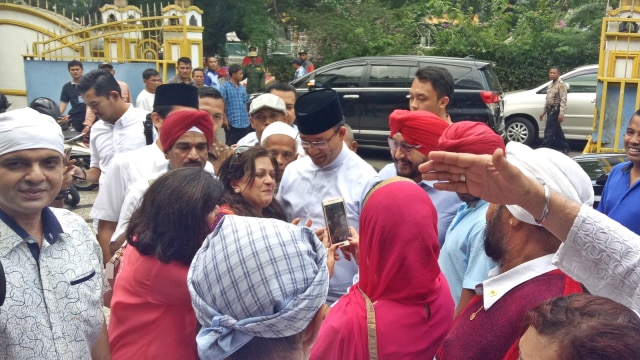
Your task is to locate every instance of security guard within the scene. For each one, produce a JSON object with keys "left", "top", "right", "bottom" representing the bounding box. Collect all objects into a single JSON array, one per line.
[
  {"left": 539, "top": 66, "right": 570, "bottom": 154},
  {"left": 243, "top": 50, "right": 265, "bottom": 94}
]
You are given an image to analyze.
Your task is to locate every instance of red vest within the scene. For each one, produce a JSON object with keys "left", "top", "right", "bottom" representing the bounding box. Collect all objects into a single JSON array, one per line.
[{"left": 436, "top": 269, "right": 583, "bottom": 360}]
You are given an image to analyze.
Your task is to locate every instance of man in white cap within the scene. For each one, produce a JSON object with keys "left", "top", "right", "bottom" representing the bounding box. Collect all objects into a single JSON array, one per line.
[
  {"left": 260, "top": 121, "right": 299, "bottom": 182},
  {"left": 236, "top": 93, "right": 287, "bottom": 147},
  {"left": 436, "top": 142, "right": 593, "bottom": 360},
  {"left": 188, "top": 216, "right": 329, "bottom": 360},
  {"left": 277, "top": 89, "right": 380, "bottom": 303},
  {"left": 0, "top": 108, "right": 108, "bottom": 358}
]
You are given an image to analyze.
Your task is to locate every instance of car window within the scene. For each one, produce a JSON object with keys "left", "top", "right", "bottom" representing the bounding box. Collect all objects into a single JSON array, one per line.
[
  {"left": 442, "top": 65, "right": 484, "bottom": 90},
  {"left": 564, "top": 72, "right": 597, "bottom": 93},
  {"left": 314, "top": 66, "right": 364, "bottom": 88},
  {"left": 481, "top": 66, "right": 503, "bottom": 92},
  {"left": 368, "top": 65, "right": 417, "bottom": 88}
]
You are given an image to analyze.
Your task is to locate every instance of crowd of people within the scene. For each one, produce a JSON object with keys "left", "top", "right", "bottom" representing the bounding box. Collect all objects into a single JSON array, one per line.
[{"left": 0, "top": 56, "right": 640, "bottom": 360}]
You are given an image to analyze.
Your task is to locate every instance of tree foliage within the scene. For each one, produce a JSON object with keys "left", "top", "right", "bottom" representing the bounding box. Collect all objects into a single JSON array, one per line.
[{"left": 36, "top": 0, "right": 611, "bottom": 89}]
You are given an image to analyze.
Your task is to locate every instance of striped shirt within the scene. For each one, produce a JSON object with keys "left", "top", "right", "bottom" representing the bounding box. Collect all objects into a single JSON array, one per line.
[{"left": 220, "top": 81, "right": 249, "bottom": 128}]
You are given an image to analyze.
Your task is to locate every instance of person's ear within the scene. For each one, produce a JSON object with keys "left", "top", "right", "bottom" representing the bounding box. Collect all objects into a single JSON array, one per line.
[
  {"left": 302, "top": 304, "right": 329, "bottom": 351},
  {"left": 151, "top": 112, "right": 164, "bottom": 130},
  {"left": 439, "top": 96, "right": 450, "bottom": 109}
]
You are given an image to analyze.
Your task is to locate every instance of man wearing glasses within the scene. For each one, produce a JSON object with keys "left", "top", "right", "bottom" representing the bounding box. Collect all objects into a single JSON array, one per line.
[
  {"left": 380, "top": 109, "right": 460, "bottom": 246},
  {"left": 277, "top": 89, "right": 380, "bottom": 304}
]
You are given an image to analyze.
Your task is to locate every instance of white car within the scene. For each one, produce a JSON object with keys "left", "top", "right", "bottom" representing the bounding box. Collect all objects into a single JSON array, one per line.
[{"left": 503, "top": 64, "right": 597, "bottom": 145}]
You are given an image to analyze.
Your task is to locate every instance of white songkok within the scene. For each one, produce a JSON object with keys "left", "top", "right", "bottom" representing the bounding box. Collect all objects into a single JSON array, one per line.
[
  {"left": 0, "top": 107, "right": 64, "bottom": 157},
  {"left": 505, "top": 142, "right": 594, "bottom": 225},
  {"left": 260, "top": 121, "right": 298, "bottom": 149}
]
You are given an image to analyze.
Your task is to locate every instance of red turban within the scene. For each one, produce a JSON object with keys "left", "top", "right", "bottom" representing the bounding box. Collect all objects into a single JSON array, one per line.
[
  {"left": 160, "top": 110, "right": 214, "bottom": 152},
  {"left": 437, "top": 121, "right": 505, "bottom": 155},
  {"left": 388, "top": 110, "right": 449, "bottom": 156}
]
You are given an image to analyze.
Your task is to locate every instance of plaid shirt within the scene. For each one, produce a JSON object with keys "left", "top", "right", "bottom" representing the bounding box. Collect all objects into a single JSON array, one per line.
[{"left": 220, "top": 81, "right": 249, "bottom": 128}]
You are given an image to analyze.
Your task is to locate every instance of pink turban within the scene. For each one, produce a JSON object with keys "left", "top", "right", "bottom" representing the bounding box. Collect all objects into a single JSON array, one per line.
[
  {"left": 388, "top": 110, "right": 449, "bottom": 156},
  {"left": 160, "top": 110, "right": 214, "bottom": 152},
  {"left": 437, "top": 121, "right": 505, "bottom": 155}
]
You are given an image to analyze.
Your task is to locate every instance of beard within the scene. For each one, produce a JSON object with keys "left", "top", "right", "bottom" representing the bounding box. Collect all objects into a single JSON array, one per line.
[{"left": 484, "top": 205, "right": 507, "bottom": 263}]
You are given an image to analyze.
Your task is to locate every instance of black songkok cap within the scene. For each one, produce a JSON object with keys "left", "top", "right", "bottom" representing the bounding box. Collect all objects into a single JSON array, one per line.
[
  {"left": 153, "top": 83, "right": 199, "bottom": 110},
  {"left": 294, "top": 89, "right": 344, "bottom": 135}
]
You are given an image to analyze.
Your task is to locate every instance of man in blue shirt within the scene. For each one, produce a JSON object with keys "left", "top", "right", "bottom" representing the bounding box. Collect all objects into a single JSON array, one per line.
[
  {"left": 219, "top": 64, "right": 250, "bottom": 146},
  {"left": 436, "top": 121, "right": 505, "bottom": 317},
  {"left": 597, "top": 110, "right": 640, "bottom": 235}
]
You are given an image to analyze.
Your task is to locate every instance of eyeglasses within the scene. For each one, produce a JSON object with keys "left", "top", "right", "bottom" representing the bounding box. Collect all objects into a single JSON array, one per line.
[
  {"left": 300, "top": 129, "right": 339, "bottom": 150},
  {"left": 388, "top": 138, "right": 422, "bottom": 154}
]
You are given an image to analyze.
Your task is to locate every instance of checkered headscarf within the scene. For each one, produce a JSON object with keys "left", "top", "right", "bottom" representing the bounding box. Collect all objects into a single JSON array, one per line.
[{"left": 187, "top": 215, "right": 329, "bottom": 359}]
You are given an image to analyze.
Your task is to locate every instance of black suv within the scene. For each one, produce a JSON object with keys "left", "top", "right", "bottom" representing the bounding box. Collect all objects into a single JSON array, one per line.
[{"left": 291, "top": 55, "right": 505, "bottom": 147}]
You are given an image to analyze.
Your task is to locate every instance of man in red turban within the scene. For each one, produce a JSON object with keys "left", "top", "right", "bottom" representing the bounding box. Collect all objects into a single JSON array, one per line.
[
  {"left": 437, "top": 121, "right": 505, "bottom": 317},
  {"left": 383, "top": 109, "right": 457, "bottom": 246},
  {"left": 160, "top": 109, "right": 214, "bottom": 169}
]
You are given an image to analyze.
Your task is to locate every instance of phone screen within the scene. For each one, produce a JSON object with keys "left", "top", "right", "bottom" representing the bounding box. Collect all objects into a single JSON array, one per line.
[{"left": 322, "top": 199, "right": 350, "bottom": 246}]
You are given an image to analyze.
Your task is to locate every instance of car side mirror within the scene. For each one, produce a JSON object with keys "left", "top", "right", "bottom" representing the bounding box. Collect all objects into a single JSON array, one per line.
[{"left": 595, "top": 174, "right": 609, "bottom": 186}]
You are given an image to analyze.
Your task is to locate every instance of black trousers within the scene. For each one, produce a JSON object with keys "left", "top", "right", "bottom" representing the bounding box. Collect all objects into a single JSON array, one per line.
[
  {"left": 225, "top": 125, "right": 252, "bottom": 146},
  {"left": 541, "top": 109, "right": 569, "bottom": 153}
]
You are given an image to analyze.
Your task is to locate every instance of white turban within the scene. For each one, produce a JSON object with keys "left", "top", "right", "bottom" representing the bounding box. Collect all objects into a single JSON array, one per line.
[
  {"left": 0, "top": 107, "right": 64, "bottom": 156},
  {"left": 260, "top": 121, "right": 298, "bottom": 149},
  {"left": 505, "top": 142, "right": 594, "bottom": 225}
]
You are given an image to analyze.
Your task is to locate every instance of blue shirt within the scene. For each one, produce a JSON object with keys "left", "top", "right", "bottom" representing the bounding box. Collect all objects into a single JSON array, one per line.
[
  {"left": 438, "top": 200, "right": 495, "bottom": 306},
  {"left": 597, "top": 161, "right": 640, "bottom": 235},
  {"left": 204, "top": 69, "right": 220, "bottom": 90},
  {"left": 220, "top": 81, "right": 249, "bottom": 128},
  {"left": 379, "top": 163, "right": 461, "bottom": 246}
]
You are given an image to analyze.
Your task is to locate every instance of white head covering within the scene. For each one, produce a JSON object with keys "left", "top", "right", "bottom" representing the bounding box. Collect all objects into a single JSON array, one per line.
[
  {"left": 0, "top": 107, "right": 64, "bottom": 156},
  {"left": 260, "top": 121, "right": 298, "bottom": 150},
  {"left": 188, "top": 215, "right": 329, "bottom": 359},
  {"left": 505, "top": 142, "right": 594, "bottom": 225}
]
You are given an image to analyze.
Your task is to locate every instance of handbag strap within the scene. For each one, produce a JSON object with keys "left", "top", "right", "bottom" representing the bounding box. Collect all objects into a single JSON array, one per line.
[{"left": 358, "top": 287, "right": 378, "bottom": 360}]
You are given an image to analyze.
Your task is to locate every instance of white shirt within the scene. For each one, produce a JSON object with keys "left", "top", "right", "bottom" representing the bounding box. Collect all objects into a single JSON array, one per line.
[
  {"left": 0, "top": 208, "right": 104, "bottom": 358},
  {"left": 276, "top": 144, "right": 380, "bottom": 302},
  {"left": 135, "top": 89, "right": 155, "bottom": 112},
  {"left": 236, "top": 132, "right": 258, "bottom": 147},
  {"left": 554, "top": 204, "right": 640, "bottom": 312},
  {"left": 111, "top": 163, "right": 215, "bottom": 243},
  {"left": 90, "top": 143, "right": 168, "bottom": 222},
  {"left": 478, "top": 254, "right": 557, "bottom": 310},
  {"left": 89, "top": 104, "right": 148, "bottom": 177}
]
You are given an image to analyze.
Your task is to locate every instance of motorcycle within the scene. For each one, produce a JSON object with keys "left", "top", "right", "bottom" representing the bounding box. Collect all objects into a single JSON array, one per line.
[{"left": 29, "top": 97, "right": 95, "bottom": 206}]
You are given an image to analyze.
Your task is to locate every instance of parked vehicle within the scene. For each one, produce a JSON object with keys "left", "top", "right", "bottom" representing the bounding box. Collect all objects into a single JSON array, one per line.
[
  {"left": 291, "top": 55, "right": 505, "bottom": 147},
  {"left": 503, "top": 64, "right": 598, "bottom": 145},
  {"left": 572, "top": 152, "right": 627, "bottom": 208}
]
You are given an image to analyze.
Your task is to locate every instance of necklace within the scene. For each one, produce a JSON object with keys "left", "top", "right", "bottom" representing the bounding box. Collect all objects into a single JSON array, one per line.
[{"left": 469, "top": 304, "right": 484, "bottom": 320}]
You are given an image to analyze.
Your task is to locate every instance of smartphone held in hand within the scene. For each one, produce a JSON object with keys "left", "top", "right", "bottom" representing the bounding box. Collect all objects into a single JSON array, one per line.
[{"left": 322, "top": 197, "right": 350, "bottom": 247}]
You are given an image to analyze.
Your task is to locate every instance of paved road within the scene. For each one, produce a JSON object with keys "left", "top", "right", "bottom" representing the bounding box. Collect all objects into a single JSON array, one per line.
[{"left": 66, "top": 141, "right": 586, "bottom": 221}]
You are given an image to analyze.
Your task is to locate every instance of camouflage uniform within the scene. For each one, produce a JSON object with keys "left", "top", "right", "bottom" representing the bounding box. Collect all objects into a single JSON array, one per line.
[{"left": 243, "top": 63, "right": 265, "bottom": 94}]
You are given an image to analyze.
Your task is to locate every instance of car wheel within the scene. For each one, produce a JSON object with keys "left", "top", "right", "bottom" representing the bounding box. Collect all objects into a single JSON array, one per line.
[{"left": 505, "top": 117, "right": 535, "bottom": 145}]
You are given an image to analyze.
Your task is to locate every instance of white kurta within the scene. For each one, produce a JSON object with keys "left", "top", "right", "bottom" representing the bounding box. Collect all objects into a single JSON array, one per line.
[
  {"left": 553, "top": 204, "right": 640, "bottom": 312},
  {"left": 277, "top": 144, "right": 380, "bottom": 302},
  {"left": 90, "top": 143, "right": 168, "bottom": 222},
  {"left": 111, "top": 163, "right": 215, "bottom": 243}
]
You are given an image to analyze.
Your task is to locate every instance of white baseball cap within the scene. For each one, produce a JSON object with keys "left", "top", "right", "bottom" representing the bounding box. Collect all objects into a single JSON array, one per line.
[{"left": 249, "top": 93, "right": 286, "bottom": 116}]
